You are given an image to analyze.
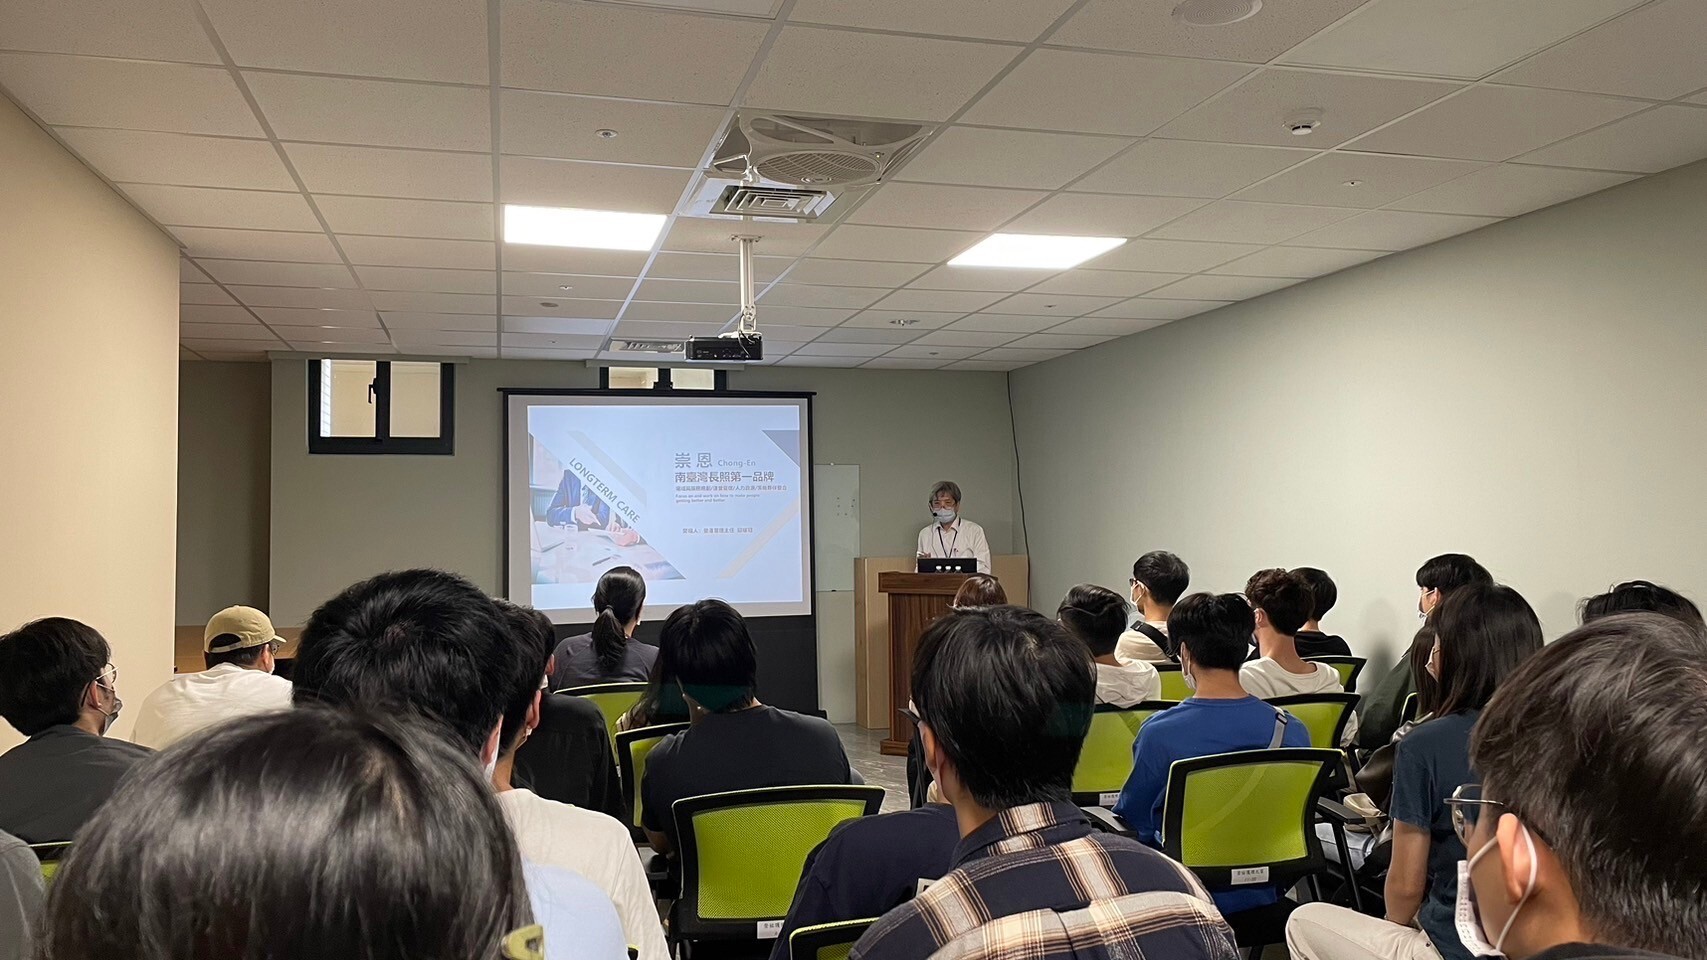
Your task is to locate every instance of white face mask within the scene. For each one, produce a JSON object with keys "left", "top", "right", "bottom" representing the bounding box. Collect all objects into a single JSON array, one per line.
[
  {"left": 1455, "top": 824, "right": 1538, "bottom": 958},
  {"left": 1179, "top": 653, "right": 1198, "bottom": 692},
  {"left": 932, "top": 507, "right": 957, "bottom": 523}
]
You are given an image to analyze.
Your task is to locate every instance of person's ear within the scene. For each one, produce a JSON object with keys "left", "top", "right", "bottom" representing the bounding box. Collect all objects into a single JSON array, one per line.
[
  {"left": 1495, "top": 813, "right": 1536, "bottom": 905},
  {"left": 480, "top": 723, "right": 503, "bottom": 769},
  {"left": 526, "top": 690, "right": 543, "bottom": 732},
  {"left": 1253, "top": 608, "right": 1270, "bottom": 630},
  {"left": 82, "top": 679, "right": 102, "bottom": 712}
]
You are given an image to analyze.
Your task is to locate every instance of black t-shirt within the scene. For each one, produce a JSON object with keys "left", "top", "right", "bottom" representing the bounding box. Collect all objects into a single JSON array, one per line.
[
  {"left": 1294, "top": 630, "right": 1353, "bottom": 658},
  {"left": 511, "top": 692, "right": 624, "bottom": 822},
  {"left": 548, "top": 633, "right": 658, "bottom": 688},
  {"left": 0, "top": 726, "right": 152, "bottom": 843},
  {"left": 641, "top": 705, "right": 852, "bottom": 847}
]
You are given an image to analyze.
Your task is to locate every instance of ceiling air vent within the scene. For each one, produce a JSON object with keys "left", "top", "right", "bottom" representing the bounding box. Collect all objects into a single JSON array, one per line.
[
  {"left": 610, "top": 338, "right": 687, "bottom": 354},
  {"left": 711, "top": 184, "right": 832, "bottom": 219},
  {"left": 712, "top": 113, "right": 933, "bottom": 188}
]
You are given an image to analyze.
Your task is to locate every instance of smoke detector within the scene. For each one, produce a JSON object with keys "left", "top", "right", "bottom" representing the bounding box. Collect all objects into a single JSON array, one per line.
[
  {"left": 1283, "top": 108, "right": 1324, "bottom": 136},
  {"left": 711, "top": 113, "right": 933, "bottom": 188},
  {"left": 1173, "top": 0, "right": 1262, "bottom": 26}
]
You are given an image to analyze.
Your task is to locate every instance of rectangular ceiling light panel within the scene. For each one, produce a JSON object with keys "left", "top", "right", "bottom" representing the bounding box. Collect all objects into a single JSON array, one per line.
[
  {"left": 950, "top": 233, "right": 1127, "bottom": 270},
  {"left": 503, "top": 205, "right": 668, "bottom": 251}
]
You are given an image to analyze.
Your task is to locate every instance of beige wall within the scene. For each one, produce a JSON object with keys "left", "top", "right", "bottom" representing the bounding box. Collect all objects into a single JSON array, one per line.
[
  {"left": 1011, "top": 159, "right": 1707, "bottom": 670},
  {"left": 177, "top": 361, "right": 271, "bottom": 624},
  {"left": 0, "top": 96, "right": 180, "bottom": 745}
]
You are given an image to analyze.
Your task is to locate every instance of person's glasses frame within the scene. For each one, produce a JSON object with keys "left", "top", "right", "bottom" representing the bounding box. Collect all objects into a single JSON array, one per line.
[{"left": 1445, "top": 783, "right": 1505, "bottom": 846}]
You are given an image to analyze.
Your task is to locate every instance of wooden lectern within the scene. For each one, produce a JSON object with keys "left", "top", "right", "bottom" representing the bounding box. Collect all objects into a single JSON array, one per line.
[{"left": 876, "top": 572, "right": 973, "bottom": 756}]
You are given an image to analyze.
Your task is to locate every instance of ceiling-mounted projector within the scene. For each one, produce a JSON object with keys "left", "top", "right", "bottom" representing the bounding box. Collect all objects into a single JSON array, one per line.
[{"left": 686, "top": 332, "right": 763, "bottom": 362}]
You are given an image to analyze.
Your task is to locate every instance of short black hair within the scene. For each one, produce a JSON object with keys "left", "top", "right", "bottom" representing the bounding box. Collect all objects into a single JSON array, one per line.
[
  {"left": 493, "top": 599, "right": 553, "bottom": 755},
  {"left": 0, "top": 617, "right": 109, "bottom": 736},
  {"left": 1433, "top": 581, "right": 1542, "bottom": 716},
  {"left": 41, "top": 707, "right": 533, "bottom": 960},
  {"left": 1167, "top": 593, "right": 1255, "bottom": 671},
  {"left": 658, "top": 600, "right": 757, "bottom": 714},
  {"left": 204, "top": 638, "right": 267, "bottom": 670},
  {"left": 1580, "top": 580, "right": 1704, "bottom": 629},
  {"left": 911, "top": 606, "right": 1093, "bottom": 810},
  {"left": 1245, "top": 568, "right": 1312, "bottom": 636},
  {"left": 1294, "top": 567, "right": 1337, "bottom": 620},
  {"left": 1472, "top": 614, "right": 1707, "bottom": 958},
  {"left": 1416, "top": 553, "right": 1493, "bottom": 594},
  {"left": 1131, "top": 551, "right": 1190, "bottom": 605},
  {"left": 292, "top": 569, "right": 520, "bottom": 756},
  {"left": 1056, "top": 583, "right": 1129, "bottom": 657}
]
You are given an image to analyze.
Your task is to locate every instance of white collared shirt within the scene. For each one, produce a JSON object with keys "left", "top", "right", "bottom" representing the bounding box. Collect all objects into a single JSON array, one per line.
[
  {"left": 915, "top": 517, "right": 991, "bottom": 573},
  {"left": 131, "top": 662, "right": 293, "bottom": 749}
]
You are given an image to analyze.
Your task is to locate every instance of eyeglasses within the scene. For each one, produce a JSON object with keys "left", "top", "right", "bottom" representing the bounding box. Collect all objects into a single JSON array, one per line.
[
  {"left": 901, "top": 702, "right": 924, "bottom": 727},
  {"left": 1445, "top": 783, "right": 1505, "bottom": 845},
  {"left": 95, "top": 664, "right": 119, "bottom": 688},
  {"left": 266, "top": 639, "right": 285, "bottom": 656},
  {"left": 501, "top": 924, "right": 545, "bottom": 960}
]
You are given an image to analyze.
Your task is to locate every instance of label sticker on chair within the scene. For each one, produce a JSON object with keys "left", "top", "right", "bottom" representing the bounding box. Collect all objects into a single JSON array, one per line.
[
  {"left": 757, "top": 920, "right": 783, "bottom": 939},
  {"left": 1098, "top": 792, "right": 1119, "bottom": 806},
  {"left": 1230, "top": 867, "right": 1270, "bottom": 885}
]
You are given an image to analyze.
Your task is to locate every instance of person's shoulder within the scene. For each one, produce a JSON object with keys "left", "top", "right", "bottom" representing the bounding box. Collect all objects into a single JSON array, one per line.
[
  {"left": 828, "top": 803, "right": 957, "bottom": 848},
  {"left": 521, "top": 860, "right": 624, "bottom": 943},
  {"left": 505, "top": 790, "right": 630, "bottom": 843},
  {"left": 1396, "top": 712, "right": 1473, "bottom": 756},
  {"left": 101, "top": 735, "right": 154, "bottom": 759},
  {"left": 542, "top": 690, "right": 606, "bottom": 725}
]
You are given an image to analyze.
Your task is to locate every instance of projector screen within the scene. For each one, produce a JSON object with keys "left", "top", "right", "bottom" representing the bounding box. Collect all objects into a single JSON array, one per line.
[{"left": 504, "top": 391, "right": 814, "bottom": 622}]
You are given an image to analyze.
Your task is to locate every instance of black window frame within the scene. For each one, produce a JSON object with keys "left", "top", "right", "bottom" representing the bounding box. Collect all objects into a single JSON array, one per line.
[{"left": 307, "top": 359, "right": 456, "bottom": 455}]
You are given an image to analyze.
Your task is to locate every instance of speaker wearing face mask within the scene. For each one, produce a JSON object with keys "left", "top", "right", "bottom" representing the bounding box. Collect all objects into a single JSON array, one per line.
[{"left": 914, "top": 480, "right": 990, "bottom": 574}]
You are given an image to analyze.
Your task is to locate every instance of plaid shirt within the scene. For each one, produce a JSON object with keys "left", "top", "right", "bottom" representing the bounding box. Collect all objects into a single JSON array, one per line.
[{"left": 849, "top": 801, "right": 1238, "bottom": 960}]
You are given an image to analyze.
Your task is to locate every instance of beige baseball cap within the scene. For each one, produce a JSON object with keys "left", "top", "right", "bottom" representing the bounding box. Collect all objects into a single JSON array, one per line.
[{"left": 204, "top": 605, "right": 283, "bottom": 653}]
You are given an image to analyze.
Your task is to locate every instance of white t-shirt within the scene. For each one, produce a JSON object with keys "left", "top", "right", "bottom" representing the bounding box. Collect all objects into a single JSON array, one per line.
[
  {"left": 1239, "top": 658, "right": 1345, "bottom": 700},
  {"left": 1115, "top": 622, "right": 1172, "bottom": 665},
  {"left": 915, "top": 517, "right": 991, "bottom": 573},
  {"left": 1095, "top": 660, "right": 1161, "bottom": 707},
  {"left": 499, "top": 788, "right": 668, "bottom": 960},
  {"left": 131, "top": 663, "right": 294, "bottom": 750}
]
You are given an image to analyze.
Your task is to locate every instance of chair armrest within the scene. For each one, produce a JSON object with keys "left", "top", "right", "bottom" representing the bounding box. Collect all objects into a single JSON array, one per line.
[
  {"left": 1316, "top": 796, "right": 1363, "bottom": 824},
  {"left": 1082, "top": 806, "right": 1136, "bottom": 837}
]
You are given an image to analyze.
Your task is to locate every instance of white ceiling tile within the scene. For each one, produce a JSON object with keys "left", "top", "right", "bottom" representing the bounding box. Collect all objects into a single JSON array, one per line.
[
  {"left": 946, "top": 314, "right": 1061, "bottom": 333},
  {"left": 1279, "top": 0, "right": 1647, "bottom": 80},
  {"left": 840, "top": 311, "right": 961, "bottom": 330},
  {"left": 360, "top": 266, "right": 498, "bottom": 295},
  {"left": 0, "top": 54, "right": 261, "bottom": 136},
  {"left": 55, "top": 129, "right": 293, "bottom": 191},
  {"left": 181, "top": 323, "right": 280, "bottom": 342},
  {"left": 662, "top": 217, "right": 830, "bottom": 257},
  {"left": 505, "top": 245, "right": 652, "bottom": 275},
  {"left": 1148, "top": 274, "right": 1299, "bottom": 300},
  {"left": 649, "top": 251, "right": 786, "bottom": 282},
  {"left": 906, "top": 265, "right": 1057, "bottom": 292},
  {"left": 974, "top": 347, "right": 1072, "bottom": 363},
  {"left": 500, "top": 91, "right": 725, "bottom": 166},
  {"left": 505, "top": 297, "right": 625, "bottom": 319},
  {"left": 1155, "top": 69, "right": 1458, "bottom": 149},
  {"left": 1092, "top": 298, "right": 1231, "bottom": 320},
  {"left": 392, "top": 330, "right": 499, "bottom": 348},
  {"left": 385, "top": 312, "right": 500, "bottom": 331},
  {"left": 288, "top": 326, "right": 394, "bottom": 345},
  {"left": 745, "top": 306, "right": 853, "bottom": 326},
  {"left": 191, "top": 349, "right": 274, "bottom": 361},
  {"left": 119, "top": 184, "right": 320, "bottom": 231},
  {"left": 788, "top": 0, "right": 1077, "bottom": 42},
  {"left": 1516, "top": 106, "right": 1707, "bottom": 174},
  {"left": 500, "top": 332, "right": 607, "bottom": 350},
  {"left": 1387, "top": 164, "right": 1637, "bottom": 217},
  {"left": 503, "top": 316, "right": 614, "bottom": 336},
  {"left": 792, "top": 342, "right": 897, "bottom": 358},
  {"left": 501, "top": 0, "right": 768, "bottom": 103},
  {"left": 1027, "top": 270, "right": 1183, "bottom": 297},
  {"left": 245, "top": 73, "right": 490, "bottom": 151},
  {"left": 1046, "top": 316, "right": 1170, "bottom": 337},
  {"left": 910, "top": 329, "right": 1024, "bottom": 348},
  {"left": 895, "top": 127, "right": 1132, "bottom": 189},
  {"left": 774, "top": 354, "right": 860, "bottom": 367},
  {"left": 1006, "top": 333, "right": 1113, "bottom": 350},
  {"left": 399, "top": 344, "right": 498, "bottom": 358},
  {"left": 986, "top": 293, "right": 1122, "bottom": 316},
  {"left": 181, "top": 283, "right": 236, "bottom": 305},
  {"left": 633, "top": 278, "right": 737, "bottom": 304},
  {"left": 0, "top": 0, "right": 218, "bottom": 61},
  {"left": 503, "top": 272, "right": 633, "bottom": 299},
  {"left": 760, "top": 284, "right": 889, "bottom": 309},
  {"left": 197, "top": 259, "right": 357, "bottom": 288},
  {"left": 182, "top": 339, "right": 282, "bottom": 355},
  {"left": 946, "top": 359, "right": 1027, "bottom": 371},
  {"left": 225, "top": 285, "right": 374, "bottom": 310},
  {"left": 962, "top": 49, "right": 1250, "bottom": 136},
  {"left": 1495, "top": 0, "right": 1707, "bottom": 100},
  {"left": 171, "top": 227, "right": 342, "bottom": 263},
  {"left": 779, "top": 259, "right": 928, "bottom": 287},
  {"left": 871, "top": 289, "right": 1010, "bottom": 313},
  {"left": 884, "top": 344, "right": 985, "bottom": 360},
  {"left": 1147, "top": 200, "right": 1357, "bottom": 244},
  {"left": 862, "top": 357, "right": 950, "bottom": 369},
  {"left": 283, "top": 143, "right": 494, "bottom": 202},
  {"left": 368, "top": 291, "right": 496, "bottom": 314},
  {"left": 1284, "top": 210, "right": 1499, "bottom": 251},
  {"left": 339, "top": 235, "right": 497, "bottom": 269},
  {"left": 1233, "top": 153, "right": 1485, "bottom": 208},
  {"left": 502, "top": 347, "right": 601, "bottom": 360},
  {"left": 812, "top": 327, "right": 928, "bottom": 345},
  {"left": 1051, "top": 0, "right": 1370, "bottom": 63},
  {"left": 1349, "top": 86, "right": 1647, "bottom": 162},
  {"left": 610, "top": 320, "right": 720, "bottom": 340},
  {"left": 809, "top": 225, "right": 982, "bottom": 263},
  {"left": 1082, "top": 238, "right": 1261, "bottom": 273},
  {"left": 1209, "top": 245, "right": 1384, "bottom": 278},
  {"left": 848, "top": 183, "right": 1049, "bottom": 232},
  {"left": 181, "top": 304, "right": 259, "bottom": 324},
  {"left": 744, "top": 26, "right": 1018, "bottom": 122},
  {"left": 1003, "top": 193, "right": 1207, "bottom": 236},
  {"left": 621, "top": 302, "right": 738, "bottom": 323},
  {"left": 316, "top": 196, "right": 494, "bottom": 241},
  {"left": 256, "top": 307, "right": 383, "bottom": 327},
  {"left": 1072, "top": 139, "right": 1314, "bottom": 198},
  {"left": 180, "top": 259, "right": 207, "bottom": 282},
  {"left": 202, "top": 0, "right": 487, "bottom": 83}
]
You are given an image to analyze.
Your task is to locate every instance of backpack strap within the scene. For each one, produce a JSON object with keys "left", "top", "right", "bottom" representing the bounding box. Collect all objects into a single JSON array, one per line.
[
  {"left": 1131, "top": 621, "right": 1174, "bottom": 660},
  {"left": 1268, "top": 707, "right": 1291, "bottom": 749}
]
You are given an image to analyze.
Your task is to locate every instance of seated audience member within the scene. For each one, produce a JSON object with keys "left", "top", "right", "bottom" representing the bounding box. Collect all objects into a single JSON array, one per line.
[
  {"left": 1117, "top": 551, "right": 1189, "bottom": 663},
  {"left": 506, "top": 605, "right": 624, "bottom": 822},
  {"left": 37, "top": 708, "right": 552, "bottom": 960},
  {"left": 851, "top": 606, "right": 1235, "bottom": 960},
  {"left": 494, "top": 603, "right": 667, "bottom": 960},
  {"left": 640, "top": 600, "right": 852, "bottom": 855},
  {"left": 1456, "top": 613, "right": 1707, "bottom": 960},
  {"left": 0, "top": 618, "right": 147, "bottom": 843},
  {"left": 1240, "top": 568, "right": 1347, "bottom": 699},
  {"left": 131, "top": 605, "right": 293, "bottom": 750},
  {"left": 1579, "top": 579, "right": 1704, "bottom": 629},
  {"left": 1288, "top": 581, "right": 1543, "bottom": 960},
  {"left": 1057, "top": 584, "right": 1160, "bottom": 706},
  {"left": 1, "top": 828, "right": 42, "bottom": 960},
  {"left": 1357, "top": 554, "right": 1492, "bottom": 751},
  {"left": 1293, "top": 567, "right": 1354, "bottom": 657},
  {"left": 951, "top": 573, "right": 1006, "bottom": 608},
  {"left": 615, "top": 652, "right": 690, "bottom": 733},
  {"left": 548, "top": 566, "right": 658, "bottom": 688},
  {"left": 1112, "top": 593, "right": 1311, "bottom": 915},
  {"left": 290, "top": 569, "right": 624, "bottom": 960}
]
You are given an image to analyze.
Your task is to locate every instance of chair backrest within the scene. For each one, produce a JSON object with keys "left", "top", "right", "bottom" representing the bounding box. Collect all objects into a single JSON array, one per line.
[
  {"left": 1160, "top": 748, "right": 1340, "bottom": 892},
  {"left": 556, "top": 682, "right": 648, "bottom": 742},
  {"left": 1303, "top": 656, "right": 1367, "bottom": 692},
  {"left": 1400, "top": 691, "right": 1421, "bottom": 724},
  {"left": 614, "top": 722, "right": 690, "bottom": 836},
  {"left": 29, "top": 841, "right": 72, "bottom": 883},
  {"left": 789, "top": 918, "right": 879, "bottom": 960},
  {"left": 1265, "top": 694, "right": 1360, "bottom": 749},
  {"left": 1152, "top": 663, "right": 1190, "bottom": 702},
  {"left": 673, "top": 785, "right": 885, "bottom": 942},
  {"left": 1072, "top": 701, "right": 1174, "bottom": 805}
]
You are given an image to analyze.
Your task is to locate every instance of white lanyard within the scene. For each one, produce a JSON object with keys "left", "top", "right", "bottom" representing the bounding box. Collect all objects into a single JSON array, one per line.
[{"left": 937, "top": 523, "right": 959, "bottom": 558}]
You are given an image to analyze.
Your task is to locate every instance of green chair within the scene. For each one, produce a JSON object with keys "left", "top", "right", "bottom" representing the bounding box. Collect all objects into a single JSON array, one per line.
[
  {"left": 1159, "top": 748, "right": 1345, "bottom": 959},
  {"left": 1303, "top": 656, "right": 1367, "bottom": 692},
  {"left": 671, "top": 785, "right": 884, "bottom": 954},
  {"left": 1153, "top": 663, "right": 1191, "bottom": 702},
  {"left": 615, "top": 721, "right": 690, "bottom": 843},
  {"left": 29, "top": 841, "right": 72, "bottom": 884},
  {"left": 556, "top": 682, "right": 648, "bottom": 743},
  {"left": 789, "top": 918, "right": 879, "bottom": 960},
  {"left": 1071, "top": 701, "right": 1174, "bottom": 807},
  {"left": 1266, "top": 694, "right": 1361, "bottom": 749}
]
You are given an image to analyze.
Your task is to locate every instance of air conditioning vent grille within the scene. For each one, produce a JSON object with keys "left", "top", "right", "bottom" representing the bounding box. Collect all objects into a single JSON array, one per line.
[
  {"left": 757, "top": 151, "right": 880, "bottom": 186},
  {"left": 611, "top": 339, "right": 685, "bottom": 354},
  {"left": 712, "top": 184, "right": 830, "bottom": 218}
]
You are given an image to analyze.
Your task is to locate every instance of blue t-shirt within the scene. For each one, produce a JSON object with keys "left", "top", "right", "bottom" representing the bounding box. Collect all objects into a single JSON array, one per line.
[
  {"left": 1111, "top": 696, "right": 1312, "bottom": 915},
  {"left": 1391, "top": 710, "right": 1479, "bottom": 960}
]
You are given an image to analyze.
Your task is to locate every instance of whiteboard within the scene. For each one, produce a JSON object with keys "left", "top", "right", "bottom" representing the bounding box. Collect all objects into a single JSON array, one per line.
[{"left": 813, "top": 464, "right": 859, "bottom": 592}]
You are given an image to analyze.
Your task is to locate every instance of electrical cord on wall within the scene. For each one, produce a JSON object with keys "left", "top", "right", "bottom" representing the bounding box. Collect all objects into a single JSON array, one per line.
[{"left": 1006, "top": 372, "right": 1032, "bottom": 589}]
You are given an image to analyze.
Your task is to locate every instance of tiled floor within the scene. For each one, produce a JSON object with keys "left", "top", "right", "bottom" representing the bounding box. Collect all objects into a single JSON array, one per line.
[{"left": 836, "top": 723, "right": 909, "bottom": 813}]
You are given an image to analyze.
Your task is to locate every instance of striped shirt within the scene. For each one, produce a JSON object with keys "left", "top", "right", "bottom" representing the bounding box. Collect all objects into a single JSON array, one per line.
[{"left": 849, "top": 801, "right": 1238, "bottom": 960}]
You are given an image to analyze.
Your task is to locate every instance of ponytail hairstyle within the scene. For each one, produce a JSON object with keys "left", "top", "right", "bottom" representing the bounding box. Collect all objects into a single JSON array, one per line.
[
  {"left": 1056, "top": 583, "right": 1129, "bottom": 658},
  {"left": 591, "top": 566, "right": 646, "bottom": 673}
]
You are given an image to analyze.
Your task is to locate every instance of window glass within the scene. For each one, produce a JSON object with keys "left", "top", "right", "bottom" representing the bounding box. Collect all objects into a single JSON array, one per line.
[
  {"left": 390, "top": 361, "right": 443, "bottom": 438},
  {"left": 320, "top": 359, "right": 378, "bottom": 438}
]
